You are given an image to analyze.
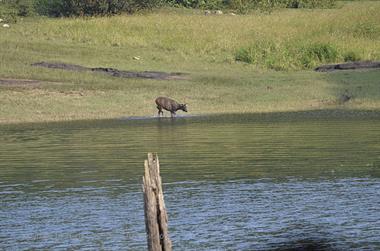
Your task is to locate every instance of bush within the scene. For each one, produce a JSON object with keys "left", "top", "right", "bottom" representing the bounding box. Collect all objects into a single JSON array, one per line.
[
  {"left": 1, "top": 0, "right": 337, "bottom": 18},
  {"left": 167, "top": 0, "right": 336, "bottom": 11},
  {"left": 0, "top": 2, "right": 18, "bottom": 23},
  {"left": 285, "top": 0, "right": 336, "bottom": 9},
  {"left": 235, "top": 41, "right": 288, "bottom": 70},
  {"left": 225, "top": 0, "right": 252, "bottom": 13},
  {"left": 0, "top": 0, "right": 36, "bottom": 21},
  {"left": 343, "top": 51, "right": 361, "bottom": 62},
  {"left": 235, "top": 41, "right": 276, "bottom": 64},
  {"left": 34, "top": 0, "right": 64, "bottom": 17},
  {"left": 34, "top": 0, "right": 163, "bottom": 17},
  {"left": 166, "top": 0, "right": 224, "bottom": 9},
  {"left": 229, "top": 0, "right": 336, "bottom": 11},
  {"left": 235, "top": 41, "right": 339, "bottom": 70},
  {"left": 13, "top": 0, "right": 36, "bottom": 16},
  {"left": 299, "top": 42, "right": 338, "bottom": 67}
]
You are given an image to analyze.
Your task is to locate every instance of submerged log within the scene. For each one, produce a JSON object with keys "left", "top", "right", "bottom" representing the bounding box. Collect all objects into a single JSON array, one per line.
[{"left": 143, "top": 153, "right": 172, "bottom": 251}]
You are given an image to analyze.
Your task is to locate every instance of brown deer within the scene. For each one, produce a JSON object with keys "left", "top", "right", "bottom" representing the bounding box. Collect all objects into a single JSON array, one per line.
[{"left": 155, "top": 97, "right": 187, "bottom": 117}]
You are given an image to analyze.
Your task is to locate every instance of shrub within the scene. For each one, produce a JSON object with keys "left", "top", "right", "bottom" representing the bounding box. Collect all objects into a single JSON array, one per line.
[
  {"left": 1, "top": 0, "right": 338, "bottom": 17},
  {"left": 235, "top": 41, "right": 340, "bottom": 70},
  {"left": 285, "top": 0, "right": 336, "bottom": 9},
  {"left": 235, "top": 41, "right": 277, "bottom": 65},
  {"left": 299, "top": 42, "right": 338, "bottom": 68},
  {"left": 166, "top": 0, "right": 224, "bottom": 9},
  {"left": 34, "top": 0, "right": 163, "bottom": 17},
  {"left": 13, "top": 0, "right": 36, "bottom": 16},
  {"left": 225, "top": 0, "right": 252, "bottom": 13},
  {"left": 343, "top": 51, "right": 361, "bottom": 62},
  {"left": 235, "top": 47, "right": 254, "bottom": 64},
  {"left": 0, "top": 2, "right": 19, "bottom": 23},
  {"left": 0, "top": 0, "right": 36, "bottom": 21},
  {"left": 233, "top": 0, "right": 336, "bottom": 11},
  {"left": 167, "top": 0, "right": 336, "bottom": 11},
  {"left": 34, "top": 0, "right": 64, "bottom": 17},
  {"left": 235, "top": 41, "right": 288, "bottom": 70}
]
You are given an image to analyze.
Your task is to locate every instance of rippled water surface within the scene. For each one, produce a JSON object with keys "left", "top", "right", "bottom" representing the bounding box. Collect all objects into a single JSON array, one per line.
[{"left": 1, "top": 112, "right": 380, "bottom": 250}]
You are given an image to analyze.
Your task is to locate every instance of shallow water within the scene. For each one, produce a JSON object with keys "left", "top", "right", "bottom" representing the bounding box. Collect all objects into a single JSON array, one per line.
[{"left": 1, "top": 112, "right": 380, "bottom": 250}]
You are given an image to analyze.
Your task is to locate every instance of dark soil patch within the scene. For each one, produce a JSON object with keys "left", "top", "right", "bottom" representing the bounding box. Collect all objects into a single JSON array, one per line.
[
  {"left": 315, "top": 61, "right": 380, "bottom": 72},
  {"left": 32, "top": 62, "right": 189, "bottom": 80},
  {"left": 0, "top": 78, "right": 40, "bottom": 86},
  {"left": 32, "top": 62, "right": 88, "bottom": 72}
]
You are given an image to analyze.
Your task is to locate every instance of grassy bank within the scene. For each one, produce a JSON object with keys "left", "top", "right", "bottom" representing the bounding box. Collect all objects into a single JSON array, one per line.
[{"left": 0, "top": 1, "right": 379, "bottom": 124}]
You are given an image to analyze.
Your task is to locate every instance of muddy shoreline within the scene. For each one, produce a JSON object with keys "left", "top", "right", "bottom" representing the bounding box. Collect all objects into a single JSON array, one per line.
[{"left": 2, "top": 109, "right": 380, "bottom": 128}]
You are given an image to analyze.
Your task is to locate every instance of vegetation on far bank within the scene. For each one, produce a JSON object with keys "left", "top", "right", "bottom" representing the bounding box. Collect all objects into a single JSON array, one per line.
[
  {"left": 0, "top": 1, "right": 379, "bottom": 124},
  {"left": 2, "top": 1, "right": 379, "bottom": 70},
  {"left": 1, "top": 0, "right": 337, "bottom": 19}
]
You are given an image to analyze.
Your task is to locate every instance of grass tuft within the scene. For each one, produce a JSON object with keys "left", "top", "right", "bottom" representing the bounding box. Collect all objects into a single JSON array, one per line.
[
  {"left": 299, "top": 42, "right": 338, "bottom": 68},
  {"left": 343, "top": 51, "right": 361, "bottom": 62},
  {"left": 235, "top": 41, "right": 339, "bottom": 70}
]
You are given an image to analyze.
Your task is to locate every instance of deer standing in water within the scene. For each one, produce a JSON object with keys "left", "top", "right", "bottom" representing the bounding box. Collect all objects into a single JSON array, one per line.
[{"left": 155, "top": 97, "right": 187, "bottom": 117}]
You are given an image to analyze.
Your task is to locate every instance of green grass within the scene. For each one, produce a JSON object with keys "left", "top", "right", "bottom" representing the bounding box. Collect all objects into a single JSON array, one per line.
[{"left": 0, "top": 1, "right": 379, "bottom": 124}]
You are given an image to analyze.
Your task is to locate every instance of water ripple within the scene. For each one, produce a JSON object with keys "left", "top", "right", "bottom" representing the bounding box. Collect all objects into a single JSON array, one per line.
[{"left": 1, "top": 114, "right": 380, "bottom": 250}]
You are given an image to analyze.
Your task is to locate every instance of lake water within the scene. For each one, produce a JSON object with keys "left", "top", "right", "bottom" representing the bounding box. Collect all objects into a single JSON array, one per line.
[{"left": 1, "top": 111, "right": 380, "bottom": 250}]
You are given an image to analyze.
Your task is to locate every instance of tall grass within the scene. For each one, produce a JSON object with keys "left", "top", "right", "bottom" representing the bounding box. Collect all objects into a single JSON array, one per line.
[
  {"left": 235, "top": 41, "right": 340, "bottom": 70},
  {"left": 1, "top": 2, "right": 377, "bottom": 70}
]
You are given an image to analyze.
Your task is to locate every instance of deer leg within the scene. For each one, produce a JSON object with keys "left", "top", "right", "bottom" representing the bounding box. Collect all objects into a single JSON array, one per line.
[
  {"left": 157, "top": 106, "right": 163, "bottom": 116},
  {"left": 170, "top": 111, "right": 176, "bottom": 118}
]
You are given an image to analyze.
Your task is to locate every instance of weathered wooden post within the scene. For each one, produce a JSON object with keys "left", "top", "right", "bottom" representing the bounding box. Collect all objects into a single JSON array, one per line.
[{"left": 143, "top": 153, "right": 172, "bottom": 251}]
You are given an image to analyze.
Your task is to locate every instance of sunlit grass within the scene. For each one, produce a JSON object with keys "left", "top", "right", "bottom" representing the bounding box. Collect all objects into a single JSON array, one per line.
[{"left": 2, "top": 1, "right": 379, "bottom": 67}]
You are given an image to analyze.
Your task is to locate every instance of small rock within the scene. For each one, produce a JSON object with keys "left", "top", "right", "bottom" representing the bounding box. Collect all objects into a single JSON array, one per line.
[
  {"left": 339, "top": 94, "right": 351, "bottom": 103},
  {"left": 0, "top": 18, "right": 3, "bottom": 23},
  {"left": 204, "top": 10, "right": 211, "bottom": 15},
  {"left": 133, "top": 56, "right": 140, "bottom": 60},
  {"left": 214, "top": 10, "right": 223, "bottom": 15},
  {"left": 2, "top": 24, "right": 10, "bottom": 28},
  {"left": 230, "top": 13, "right": 236, "bottom": 16},
  {"left": 338, "top": 90, "right": 352, "bottom": 104}
]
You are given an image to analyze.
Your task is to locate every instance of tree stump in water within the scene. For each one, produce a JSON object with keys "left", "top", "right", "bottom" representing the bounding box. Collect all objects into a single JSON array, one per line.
[{"left": 143, "top": 153, "right": 172, "bottom": 251}]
